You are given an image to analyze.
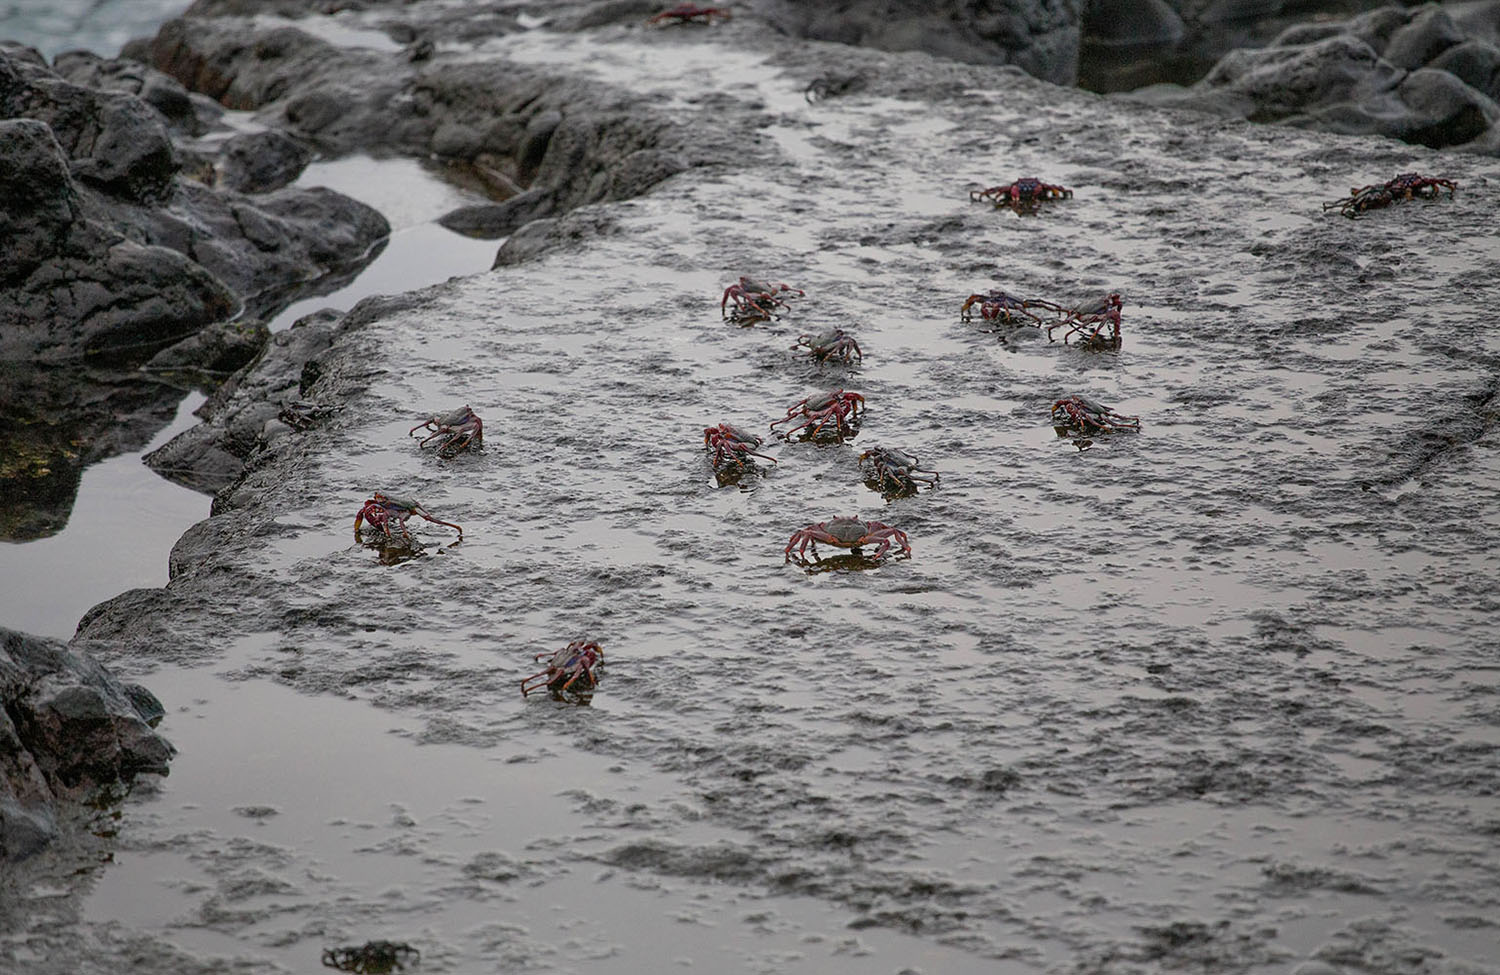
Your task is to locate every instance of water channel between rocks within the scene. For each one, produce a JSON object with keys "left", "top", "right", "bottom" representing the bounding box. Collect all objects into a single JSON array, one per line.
[
  {"left": 16, "top": 21, "right": 1500, "bottom": 975},
  {"left": 0, "top": 155, "right": 497, "bottom": 640}
]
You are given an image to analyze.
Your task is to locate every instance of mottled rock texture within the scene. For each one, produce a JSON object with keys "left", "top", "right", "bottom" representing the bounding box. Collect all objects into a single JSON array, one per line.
[
  {"left": 1125, "top": 2, "right": 1500, "bottom": 152},
  {"left": 1, "top": 43, "right": 389, "bottom": 362},
  {"left": 0, "top": 627, "right": 173, "bottom": 862}
]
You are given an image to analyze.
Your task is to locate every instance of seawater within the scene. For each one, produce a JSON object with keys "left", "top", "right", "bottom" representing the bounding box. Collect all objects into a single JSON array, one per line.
[{"left": 0, "top": 0, "right": 187, "bottom": 57}]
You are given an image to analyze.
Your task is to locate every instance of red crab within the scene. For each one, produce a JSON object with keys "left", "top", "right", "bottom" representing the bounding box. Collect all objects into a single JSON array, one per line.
[
  {"left": 859, "top": 446, "right": 939, "bottom": 496},
  {"left": 1045, "top": 293, "right": 1122, "bottom": 348},
  {"left": 1322, "top": 173, "right": 1456, "bottom": 218},
  {"left": 721, "top": 275, "right": 804, "bottom": 321},
  {"left": 648, "top": 3, "right": 731, "bottom": 25},
  {"left": 704, "top": 422, "right": 777, "bottom": 468},
  {"left": 960, "top": 289, "right": 1064, "bottom": 324},
  {"left": 1051, "top": 395, "right": 1140, "bottom": 434},
  {"left": 970, "top": 177, "right": 1072, "bottom": 207},
  {"left": 785, "top": 516, "right": 911, "bottom": 564},
  {"left": 792, "top": 327, "right": 862, "bottom": 364},
  {"left": 353, "top": 492, "right": 463, "bottom": 541},
  {"left": 770, "top": 388, "right": 865, "bottom": 441},
  {"left": 521, "top": 640, "right": 604, "bottom": 697},
  {"left": 409, "top": 404, "right": 483, "bottom": 457}
]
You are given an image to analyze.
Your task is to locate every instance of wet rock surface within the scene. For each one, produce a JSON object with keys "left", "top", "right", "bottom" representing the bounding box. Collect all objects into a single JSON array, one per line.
[
  {"left": 6, "top": 1, "right": 1500, "bottom": 972},
  {"left": 0, "top": 626, "right": 173, "bottom": 862},
  {"left": 2, "top": 36, "right": 391, "bottom": 346},
  {"left": 142, "top": 12, "right": 709, "bottom": 229},
  {"left": 1126, "top": 1, "right": 1500, "bottom": 152},
  {"left": 758, "top": 0, "right": 1082, "bottom": 85},
  {"left": 0, "top": 108, "right": 235, "bottom": 362},
  {"left": 2, "top": 38, "right": 389, "bottom": 539},
  {"left": 1078, "top": 0, "right": 1401, "bottom": 90},
  {"left": 143, "top": 308, "right": 344, "bottom": 494}
]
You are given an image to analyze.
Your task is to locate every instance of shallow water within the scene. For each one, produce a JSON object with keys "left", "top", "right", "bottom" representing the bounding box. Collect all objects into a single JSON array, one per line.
[
  {"left": 0, "top": 0, "right": 185, "bottom": 57},
  {"left": 12, "top": 21, "right": 1500, "bottom": 975},
  {"left": 0, "top": 157, "right": 496, "bottom": 639},
  {"left": 267, "top": 156, "right": 499, "bottom": 332},
  {"left": 0, "top": 393, "right": 204, "bottom": 639}
]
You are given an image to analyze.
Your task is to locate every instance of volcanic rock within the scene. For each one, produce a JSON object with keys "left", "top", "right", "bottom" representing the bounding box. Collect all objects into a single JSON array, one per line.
[{"left": 0, "top": 626, "right": 173, "bottom": 862}]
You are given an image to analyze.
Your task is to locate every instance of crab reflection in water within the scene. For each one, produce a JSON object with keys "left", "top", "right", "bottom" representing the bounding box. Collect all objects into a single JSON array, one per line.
[{"left": 321, "top": 940, "right": 419, "bottom": 974}]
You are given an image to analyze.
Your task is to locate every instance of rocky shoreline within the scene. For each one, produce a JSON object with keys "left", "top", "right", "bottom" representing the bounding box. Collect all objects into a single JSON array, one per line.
[{"left": 3, "top": 0, "right": 1500, "bottom": 970}]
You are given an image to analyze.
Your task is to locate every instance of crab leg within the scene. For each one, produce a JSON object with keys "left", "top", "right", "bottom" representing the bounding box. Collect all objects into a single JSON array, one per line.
[
  {"left": 521, "top": 669, "right": 554, "bottom": 696},
  {"left": 413, "top": 509, "right": 463, "bottom": 538}
]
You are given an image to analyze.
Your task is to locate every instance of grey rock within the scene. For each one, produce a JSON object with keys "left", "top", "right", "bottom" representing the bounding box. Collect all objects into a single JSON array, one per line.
[
  {"left": 1348, "top": 5, "right": 1414, "bottom": 54},
  {"left": 1, "top": 51, "right": 178, "bottom": 204},
  {"left": 144, "top": 317, "right": 271, "bottom": 380},
  {"left": 1382, "top": 4, "right": 1465, "bottom": 69},
  {"left": 90, "top": 179, "right": 389, "bottom": 321},
  {"left": 763, "top": 0, "right": 1082, "bottom": 85},
  {"left": 1396, "top": 65, "right": 1500, "bottom": 146},
  {"left": 438, "top": 187, "right": 556, "bottom": 239},
  {"left": 492, "top": 208, "right": 620, "bottom": 267},
  {"left": 1130, "top": 4, "right": 1500, "bottom": 152},
  {"left": 50, "top": 48, "right": 220, "bottom": 136},
  {"left": 2, "top": 45, "right": 387, "bottom": 364},
  {"left": 120, "top": 682, "right": 167, "bottom": 726},
  {"left": 0, "top": 118, "right": 80, "bottom": 284},
  {"left": 0, "top": 799, "right": 56, "bottom": 861},
  {"left": 518, "top": 109, "right": 563, "bottom": 183},
  {"left": 1202, "top": 35, "right": 1400, "bottom": 117},
  {"left": 1086, "top": 0, "right": 1186, "bottom": 47},
  {"left": 145, "top": 310, "right": 344, "bottom": 494},
  {"left": 1429, "top": 39, "right": 1500, "bottom": 100},
  {"left": 0, "top": 626, "right": 174, "bottom": 862},
  {"left": 556, "top": 0, "right": 657, "bottom": 30},
  {"left": 216, "top": 128, "right": 311, "bottom": 192},
  {"left": 431, "top": 121, "right": 484, "bottom": 159},
  {"left": 149, "top": 17, "right": 399, "bottom": 140},
  {"left": 0, "top": 137, "right": 239, "bottom": 364}
]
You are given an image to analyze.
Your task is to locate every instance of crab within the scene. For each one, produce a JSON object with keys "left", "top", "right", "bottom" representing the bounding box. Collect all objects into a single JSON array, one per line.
[
  {"left": 409, "top": 404, "right": 483, "bottom": 457},
  {"left": 721, "top": 275, "right": 804, "bottom": 321},
  {"left": 970, "top": 177, "right": 1072, "bottom": 207},
  {"left": 353, "top": 492, "right": 463, "bottom": 541},
  {"left": 785, "top": 516, "right": 911, "bottom": 564},
  {"left": 704, "top": 422, "right": 777, "bottom": 469},
  {"left": 278, "top": 401, "right": 343, "bottom": 431},
  {"left": 647, "top": 3, "right": 731, "bottom": 25},
  {"left": 1323, "top": 173, "right": 1457, "bottom": 217},
  {"left": 792, "top": 327, "right": 863, "bottom": 364},
  {"left": 522, "top": 640, "right": 605, "bottom": 698},
  {"left": 960, "top": 289, "right": 1065, "bottom": 325},
  {"left": 321, "top": 940, "right": 419, "bottom": 974},
  {"left": 770, "top": 388, "right": 865, "bottom": 441},
  {"left": 804, "top": 73, "right": 867, "bottom": 103},
  {"left": 1045, "top": 292, "right": 1123, "bottom": 348},
  {"left": 859, "top": 446, "right": 939, "bottom": 496},
  {"left": 1051, "top": 395, "right": 1140, "bottom": 434}
]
